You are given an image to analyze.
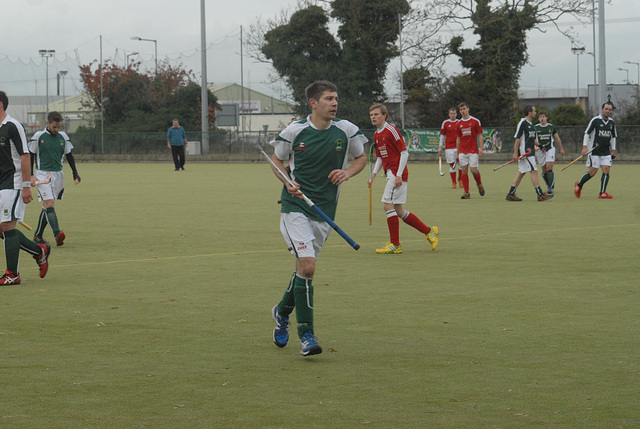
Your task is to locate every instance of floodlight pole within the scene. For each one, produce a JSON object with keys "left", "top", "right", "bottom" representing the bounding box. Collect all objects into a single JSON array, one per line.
[
  {"left": 39, "top": 49, "right": 55, "bottom": 115},
  {"left": 58, "top": 70, "right": 68, "bottom": 129},
  {"left": 571, "top": 47, "right": 585, "bottom": 105},
  {"left": 200, "top": 0, "right": 209, "bottom": 154}
]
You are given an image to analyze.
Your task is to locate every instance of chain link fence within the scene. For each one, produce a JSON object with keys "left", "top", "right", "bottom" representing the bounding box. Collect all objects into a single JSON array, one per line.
[{"left": 65, "top": 125, "right": 640, "bottom": 162}]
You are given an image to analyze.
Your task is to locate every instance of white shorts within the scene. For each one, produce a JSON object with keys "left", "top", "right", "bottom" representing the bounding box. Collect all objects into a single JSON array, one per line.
[
  {"left": 280, "top": 211, "right": 332, "bottom": 259},
  {"left": 586, "top": 155, "right": 612, "bottom": 169},
  {"left": 35, "top": 170, "right": 65, "bottom": 202},
  {"left": 535, "top": 147, "right": 556, "bottom": 166},
  {"left": 517, "top": 156, "right": 538, "bottom": 174},
  {"left": 381, "top": 171, "right": 407, "bottom": 204},
  {"left": 444, "top": 148, "right": 458, "bottom": 165},
  {"left": 459, "top": 153, "right": 479, "bottom": 168},
  {"left": 0, "top": 189, "right": 26, "bottom": 223}
]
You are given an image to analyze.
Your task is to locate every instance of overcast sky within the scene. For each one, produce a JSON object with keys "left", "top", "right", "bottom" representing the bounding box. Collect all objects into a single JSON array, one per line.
[{"left": 2, "top": 0, "right": 639, "bottom": 105}]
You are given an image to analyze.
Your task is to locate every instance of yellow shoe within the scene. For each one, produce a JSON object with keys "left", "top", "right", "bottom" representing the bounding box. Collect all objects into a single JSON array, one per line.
[
  {"left": 426, "top": 226, "right": 439, "bottom": 251},
  {"left": 376, "top": 242, "right": 403, "bottom": 254}
]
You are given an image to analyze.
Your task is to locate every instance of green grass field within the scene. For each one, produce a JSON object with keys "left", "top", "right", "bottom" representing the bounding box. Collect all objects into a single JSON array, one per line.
[{"left": 1, "top": 161, "right": 638, "bottom": 428}]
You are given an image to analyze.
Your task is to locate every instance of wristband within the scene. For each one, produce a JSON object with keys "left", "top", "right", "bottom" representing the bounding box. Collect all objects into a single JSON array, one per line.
[{"left": 22, "top": 181, "right": 31, "bottom": 188}]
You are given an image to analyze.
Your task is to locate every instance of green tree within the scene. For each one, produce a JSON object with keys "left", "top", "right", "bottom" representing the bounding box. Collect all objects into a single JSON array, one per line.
[
  {"left": 548, "top": 104, "right": 588, "bottom": 126},
  {"left": 257, "top": 0, "right": 410, "bottom": 127},
  {"left": 402, "top": 0, "right": 592, "bottom": 126},
  {"left": 79, "top": 60, "right": 218, "bottom": 132}
]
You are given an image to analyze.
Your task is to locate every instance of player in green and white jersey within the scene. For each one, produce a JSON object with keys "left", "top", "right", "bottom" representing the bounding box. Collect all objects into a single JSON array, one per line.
[
  {"left": 0, "top": 91, "right": 50, "bottom": 285},
  {"left": 574, "top": 102, "right": 617, "bottom": 199},
  {"left": 29, "top": 111, "right": 81, "bottom": 246},
  {"left": 270, "top": 81, "right": 367, "bottom": 356},
  {"left": 505, "top": 105, "right": 553, "bottom": 202},
  {"left": 534, "top": 111, "right": 564, "bottom": 195}
]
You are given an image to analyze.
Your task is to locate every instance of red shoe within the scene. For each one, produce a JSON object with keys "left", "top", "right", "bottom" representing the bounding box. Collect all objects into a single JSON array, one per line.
[
  {"left": 55, "top": 231, "right": 65, "bottom": 246},
  {"left": 0, "top": 269, "right": 20, "bottom": 286},
  {"left": 33, "top": 243, "right": 51, "bottom": 278},
  {"left": 574, "top": 182, "right": 582, "bottom": 198},
  {"left": 598, "top": 192, "right": 613, "bottom": 199}
]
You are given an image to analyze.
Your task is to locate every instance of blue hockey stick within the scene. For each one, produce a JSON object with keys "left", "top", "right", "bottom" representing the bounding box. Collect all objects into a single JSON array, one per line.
[{"left": 256, "top": 145, "right": 360, "bottom": 251}]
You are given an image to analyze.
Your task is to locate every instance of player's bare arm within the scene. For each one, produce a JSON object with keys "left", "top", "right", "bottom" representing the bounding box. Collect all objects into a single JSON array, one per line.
[
  {"left": 513, "top": 138, "right": 520, "bottom": 161},
  {"left": 329, "top": 153, "right": 366, "bottom": 185},
  {"left": 271, "top": 153, "right": 302, "bottom": 198},
  {"left": 20, "top": 153, "right": 33, "bottom": 203}
]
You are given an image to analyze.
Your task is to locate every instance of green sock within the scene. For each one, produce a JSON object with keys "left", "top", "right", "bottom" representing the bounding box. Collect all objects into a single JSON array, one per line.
[
  {"left": 535, "top": 187, "right": 544, "bottom": 196},
  {"left": 546, "top": 170, "right": 555, "bottom": 188},
  {"left": 3, "top": 229, "right": 20, "bottom": 274},
  {"left": 542, "top": 172, "right": 548, "bottom": 186},
  {"left": 45, "top": 207, "right": 61, "bottom": 236},
  {"left": 293, "top": 275, "right": 314, "bottom": 338},
  {"left": 600, "top": 173, "right": 609, "bottom": 194},
  {"left": 508, "top": 186, "right": 517, "bottom": 195},
  {"left": 35, "top": 209, "right": 48, "bottom": 237},
  {"left": 578, "top": 171, "right": 592, "bottom": 187},
  {"left": 17, "top": 230, "right": 41, "bottom": 255},
  {"left": 277, "top": 272, "right": 297, "bottom": 317}
]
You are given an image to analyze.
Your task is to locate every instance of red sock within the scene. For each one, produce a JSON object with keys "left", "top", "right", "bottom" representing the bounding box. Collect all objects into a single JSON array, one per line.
[
  {"left": 402, "top": 212, "right": 430, "bottom": 235},
  {"left": 472, "top": 171, "right": 482, "bottom": 185},
  {"left": 386, "top": 212, "right": 400, "bottom": 246},
  {"left": 449, "top": 163, "right": 456, "bottom": 185},
  {"left": 462, "top": 173, "right": 470, "bottom": 192}
]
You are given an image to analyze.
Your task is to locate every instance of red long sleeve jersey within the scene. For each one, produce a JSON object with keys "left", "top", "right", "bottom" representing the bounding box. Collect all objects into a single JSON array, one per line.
[{"left": 374, "top": 123, "right": 409, "bottom": 182}]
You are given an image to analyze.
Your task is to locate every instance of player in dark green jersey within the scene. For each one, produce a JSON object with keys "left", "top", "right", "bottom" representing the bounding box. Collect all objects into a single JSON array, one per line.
[
  {"left": 29, "top": 111, "right": 81, "bottom": 246},
  {"left": 270, "top": 81, "right": 367, "bottom": 356},
  {"left": 535, "top": 111, "right": 564, "bottom": 195},
  {"left": 0, "top": 91, "right": 50, "bottom": 285},
  {"left": 574, "top": 102, "right": 617, "bottom": 199},
  {"left": 505, "top": 105, "right": 552, "bottom": 202}
]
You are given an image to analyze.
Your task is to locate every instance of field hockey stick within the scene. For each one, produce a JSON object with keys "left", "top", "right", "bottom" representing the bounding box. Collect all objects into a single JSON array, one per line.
[
  {"left": 255, "top": 145, "right": 361, "bottom": 251},
  {"left": 19, "top": 221, "right": 32, "bottom": 230},
  {"left": 438, "top": 155, "right": 444, "bottom": 176},
  {"left": 32, "top": 174, "right": 51, "bottom": 186},
  {"left": 561, "top": 145, "right": 598, "bottom": 172},
  {"left": 368, "top": 144, "right": 374, "bottom": 226},
  {"left": 493, "top": 149, "right": 531, "bottom": 171}
]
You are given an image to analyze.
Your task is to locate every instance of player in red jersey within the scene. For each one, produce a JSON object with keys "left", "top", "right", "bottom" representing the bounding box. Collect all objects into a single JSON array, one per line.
[
  {"left": 367, "top": 103, "right": 438, "bottom": 254},
  {"left": 455, "top": 102, "right": 485, "bottom": 199},
  {"left": 438, "top": 108, "right": 461, "bottom": 188}
]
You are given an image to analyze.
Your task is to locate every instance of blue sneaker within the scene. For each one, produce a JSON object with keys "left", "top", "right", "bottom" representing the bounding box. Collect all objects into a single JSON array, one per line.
[
  {"left": 300, "top": 332, "right": 322, "bottom": 356},
  {"left": 272, "top": 305, "right": 289, "bottom": 348}
]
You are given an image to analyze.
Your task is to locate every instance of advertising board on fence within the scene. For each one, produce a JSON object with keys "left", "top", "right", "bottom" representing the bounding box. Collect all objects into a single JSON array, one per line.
[{"left": 404, "top": 128, "right": 503, "bottom": 154}]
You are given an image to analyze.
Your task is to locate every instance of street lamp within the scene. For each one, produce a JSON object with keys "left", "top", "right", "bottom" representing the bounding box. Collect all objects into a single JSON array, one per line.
[
  {"left": 39, "top": 49, "right": 55, "bottom": 114},
  {"left": 57, "top": 71, "right": 68, "bottom": 129},
  {"left": 617, "top": 68, "right": 629, "bottom": 84},
  {"left": 130, "top": 36, "right": 157, "bottom": 76},
  {"left": 623, "top": 60, "right": 639, "bottom": 85},
  {"left": 126, "top": 52, "right": 138, "bottom": 68},
  {"left": 571, "top": 46, "right": 585, "bottom": 105}
]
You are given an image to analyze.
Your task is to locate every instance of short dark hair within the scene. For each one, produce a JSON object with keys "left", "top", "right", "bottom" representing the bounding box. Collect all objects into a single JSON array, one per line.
[
  {"left": 305, "top": 81, "right": 338, "bottom": 103},
  {"left": 457, "top": 102, "right": 469, "bottom": 109},
  {"left": 538, "top": 110, "right": 548, "bottom": 117},
  {"left": 602, "top": 101, "right": 614, "bottom": 109},
  {"left": 0, "top": 91, "right": 8, "bottom": 110},
  {"left": 523, "top": 104, "right": 535, "bottom": 116},
  {"left": 47, "top": 111, "right": 63, "bottom": 123},
  {"left": 448, "top": 107, "right": 456, "bottom": 113}
]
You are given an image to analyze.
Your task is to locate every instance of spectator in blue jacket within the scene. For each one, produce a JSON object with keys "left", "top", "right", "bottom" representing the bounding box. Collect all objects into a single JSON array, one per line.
[{"left": 167, "top": 119, "right": 188, "bottom": 171}]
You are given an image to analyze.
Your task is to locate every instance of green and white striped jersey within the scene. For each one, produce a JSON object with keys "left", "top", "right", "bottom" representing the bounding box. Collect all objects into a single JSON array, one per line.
[
  {"left": 0, "top": 115, "right": 29, "bottom": 190},
  {"left": 271, "top": 116, "right": 367, "bottom": 221},
  {"left": 29, "top": 128, "right": 74, "bottom": 172}
]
